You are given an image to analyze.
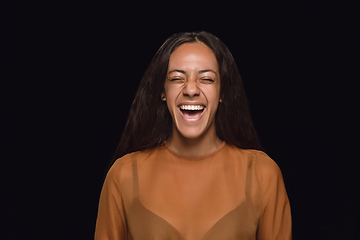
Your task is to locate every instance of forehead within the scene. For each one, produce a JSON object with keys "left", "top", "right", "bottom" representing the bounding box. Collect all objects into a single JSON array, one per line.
[{"left": 168, "top": 42, "right": 218, "bottom": 72}]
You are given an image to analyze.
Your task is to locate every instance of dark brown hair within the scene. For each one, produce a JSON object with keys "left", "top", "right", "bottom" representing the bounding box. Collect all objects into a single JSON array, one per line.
[{"left": 111, "top": 31, "right": 262, "bottom": 165}]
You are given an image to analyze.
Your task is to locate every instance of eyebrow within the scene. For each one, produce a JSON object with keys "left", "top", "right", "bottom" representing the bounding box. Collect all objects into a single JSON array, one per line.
[
  {"left": 168, "top": 69, "right": 186, "bottom": 74},
  {"left": 168, "top": 69, "right": 217, "bottom": 74},
  {"left": 198, "top": 69, "right": 216, "bottom": 74}
]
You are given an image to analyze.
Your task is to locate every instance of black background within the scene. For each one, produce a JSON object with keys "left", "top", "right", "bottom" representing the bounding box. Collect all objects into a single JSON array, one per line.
[{"left": 2, "top": 1, "right": 358, "bottom": 239}]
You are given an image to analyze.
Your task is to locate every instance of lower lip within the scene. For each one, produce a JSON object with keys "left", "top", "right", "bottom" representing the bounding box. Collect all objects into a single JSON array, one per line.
[{"left": 178, "top": 107, "right": 206, "bottom": 122}]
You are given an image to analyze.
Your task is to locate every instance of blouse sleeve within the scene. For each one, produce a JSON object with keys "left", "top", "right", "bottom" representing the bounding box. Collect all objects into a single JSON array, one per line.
[
  {"left": 95, "top": 160, "right": 128, "bottom": 240},
  {"left": 255, "top": 153, "right": 292, "bottom": 240}
]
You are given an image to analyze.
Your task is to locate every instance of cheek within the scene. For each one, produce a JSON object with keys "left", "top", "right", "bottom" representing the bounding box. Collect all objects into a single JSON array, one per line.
[
  {"left": 202, "top": 85, "right": 221, "bottom": 104},
  {"left": 164, "top": 86, "right": 180, "bottom": 113}
]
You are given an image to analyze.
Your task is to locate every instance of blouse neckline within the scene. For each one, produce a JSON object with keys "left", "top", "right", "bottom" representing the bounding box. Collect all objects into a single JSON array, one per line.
[{"left": 164, "top": 141, "right": 226, "bottom": 160}]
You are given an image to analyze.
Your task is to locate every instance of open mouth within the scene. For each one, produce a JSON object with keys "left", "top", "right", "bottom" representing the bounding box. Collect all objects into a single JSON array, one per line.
[{"left": 178, "top": 105, "right": 205, "bottom": 119}]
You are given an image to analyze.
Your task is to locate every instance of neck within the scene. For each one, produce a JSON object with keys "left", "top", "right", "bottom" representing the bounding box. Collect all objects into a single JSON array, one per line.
[{"left": 166, "top": 126, "right": 223, "bottom": 157}]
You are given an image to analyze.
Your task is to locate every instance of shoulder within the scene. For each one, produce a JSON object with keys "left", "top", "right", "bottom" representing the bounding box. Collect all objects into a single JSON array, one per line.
[
  {"left": 250, "top": 150, "right": 282, "bottom": 176},
  {"left": 105, "top": 151, "right": 139, "bottom": 185},
  {"left": 241, "top": 149, "right": 286, "bottom": 197},
  {"left": 106, "top": 149, "right": 157, "bottom": 183},
  {"left": 232, "top": 147, "right": 283, "bottom": 181}
]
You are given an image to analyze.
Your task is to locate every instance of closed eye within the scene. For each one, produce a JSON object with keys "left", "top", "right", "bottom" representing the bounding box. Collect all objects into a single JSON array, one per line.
[
  {"left": 200, "top": 78, "right": 215, "bottom": 83},
  {"left": 170, "top": 78, "right": 184, "bottom": 82}
]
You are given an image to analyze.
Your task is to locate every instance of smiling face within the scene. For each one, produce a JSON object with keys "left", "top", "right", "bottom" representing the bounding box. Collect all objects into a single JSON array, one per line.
[{"left": 163, "top": 42, "right": 221, "bottom": 140}]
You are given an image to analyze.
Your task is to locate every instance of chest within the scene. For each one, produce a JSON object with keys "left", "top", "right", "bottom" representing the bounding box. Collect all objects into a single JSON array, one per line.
[{"left": 135, "top": 162, "right": 254, "bottom": 239}]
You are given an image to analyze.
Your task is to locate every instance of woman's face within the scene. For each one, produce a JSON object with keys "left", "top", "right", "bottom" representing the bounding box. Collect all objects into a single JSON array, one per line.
[{"left": 163, "top": 42, "right": 221, "bottom": 139}]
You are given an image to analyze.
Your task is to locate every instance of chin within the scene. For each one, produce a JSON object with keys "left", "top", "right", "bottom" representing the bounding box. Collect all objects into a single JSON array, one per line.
[
  {"left": 176, "top": 126, "right": 208, "bottom": 139},
  {"left": 173, "top": 116, "right": 214, "bottom": 140}
]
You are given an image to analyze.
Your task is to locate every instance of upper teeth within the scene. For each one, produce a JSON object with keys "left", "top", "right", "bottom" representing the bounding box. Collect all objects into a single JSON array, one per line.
[{"left": 180, "top": 105, "right": 204, "bottom": 111}]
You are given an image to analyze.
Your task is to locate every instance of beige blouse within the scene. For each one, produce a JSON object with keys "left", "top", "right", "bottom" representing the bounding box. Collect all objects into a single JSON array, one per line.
[{"left": 95, "top": 142, "right": 292, "bottom": 239}]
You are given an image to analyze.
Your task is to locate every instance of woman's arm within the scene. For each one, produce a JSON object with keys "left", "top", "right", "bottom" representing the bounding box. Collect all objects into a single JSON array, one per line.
[
  {"left": 255, "top": 153, "right": 292, "bottom": 240},
  {"left": 95, "top": 162, "right": 127, "bottom": 240}
]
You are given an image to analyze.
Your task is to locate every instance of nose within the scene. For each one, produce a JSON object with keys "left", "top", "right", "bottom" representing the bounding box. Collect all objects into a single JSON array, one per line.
[{"left": 182, "top": 80, "right": 200, "bottom": 98}]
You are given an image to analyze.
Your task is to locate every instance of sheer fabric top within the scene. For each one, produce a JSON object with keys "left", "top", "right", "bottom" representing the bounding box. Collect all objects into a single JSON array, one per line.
[{"left": 95, "top": 142, "right": 292, "bottom": 240}]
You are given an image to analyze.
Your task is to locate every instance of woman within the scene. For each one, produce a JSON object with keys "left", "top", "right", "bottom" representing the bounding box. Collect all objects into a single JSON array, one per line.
[{"left": 95, "top": 31, "right": 292, "bottom": 240}]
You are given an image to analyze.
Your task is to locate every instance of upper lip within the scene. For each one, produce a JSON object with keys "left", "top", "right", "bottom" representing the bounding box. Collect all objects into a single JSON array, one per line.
[{"left": 177, "top": 102, "right": 206, "bottom": 108}]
